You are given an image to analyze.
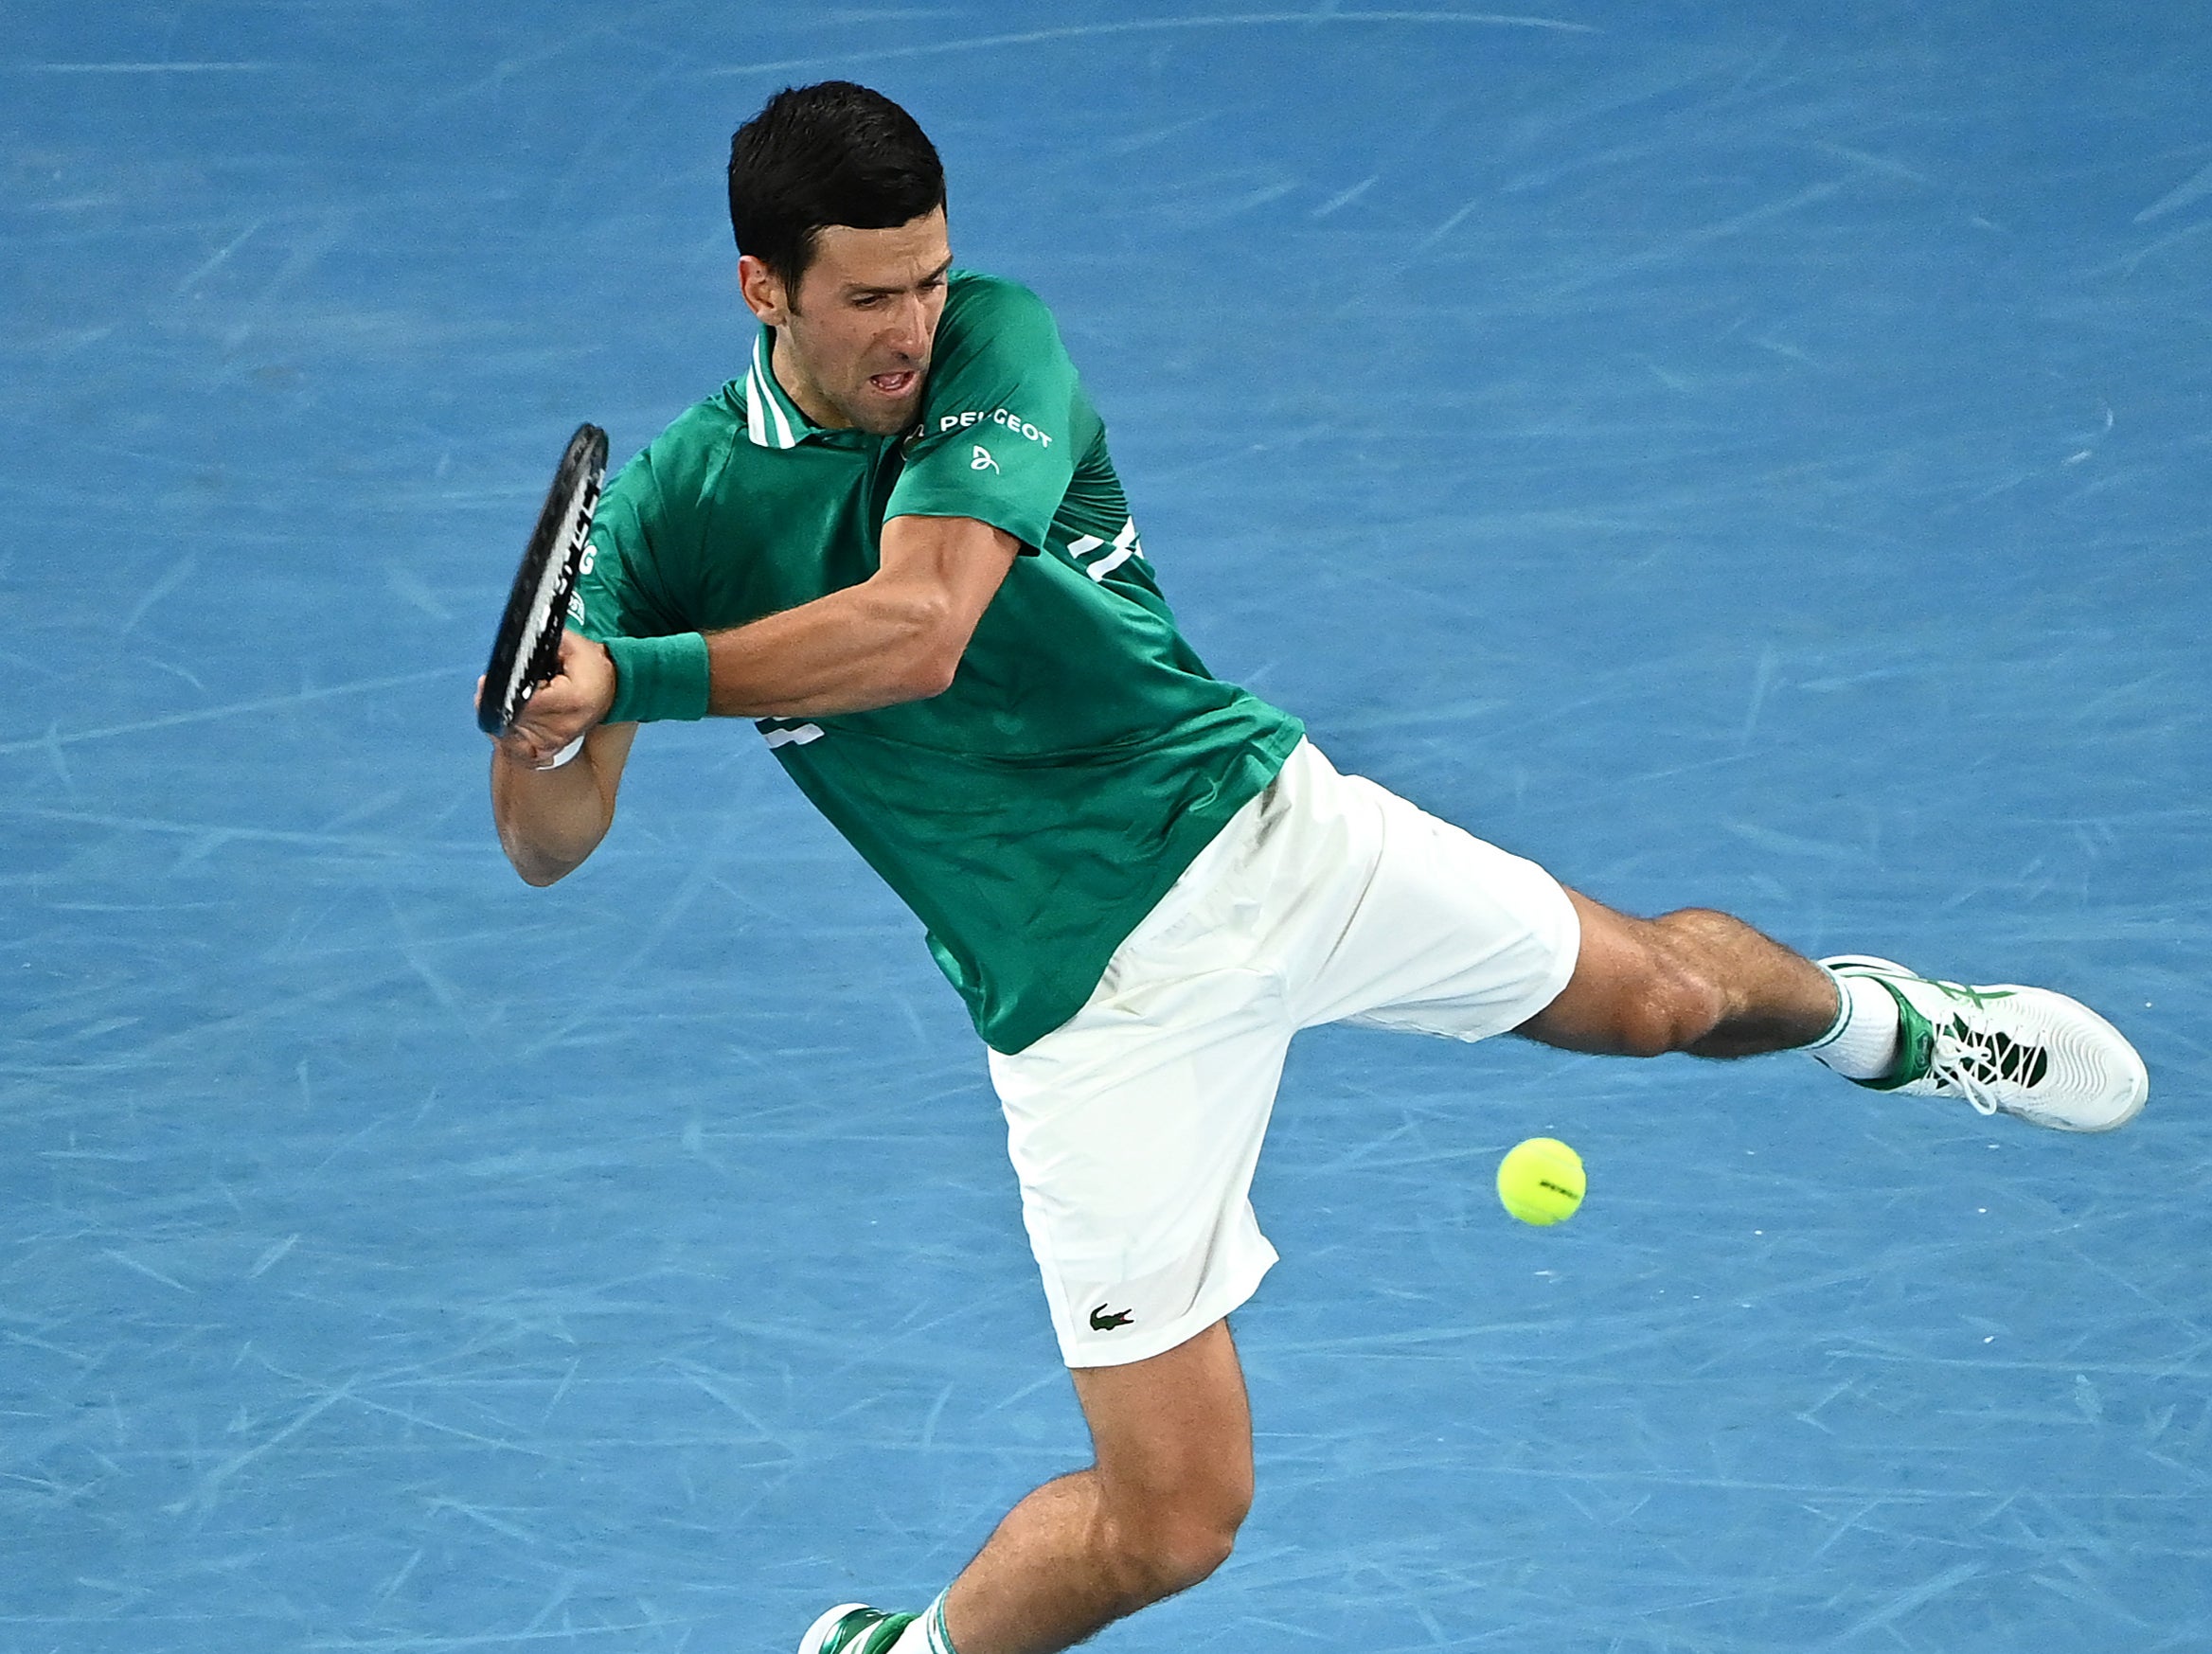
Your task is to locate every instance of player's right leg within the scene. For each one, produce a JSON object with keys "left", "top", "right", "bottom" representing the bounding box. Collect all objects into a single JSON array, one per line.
[
  {"left": 945, "top": 1320, "right": 1255, "bottom": 1654},
  {"left": 798, "top": 779, "right": 1307, "bottom": 1654},
  {"left": 797, "top": 1323, "right": 1252, "bottom": 1654}
]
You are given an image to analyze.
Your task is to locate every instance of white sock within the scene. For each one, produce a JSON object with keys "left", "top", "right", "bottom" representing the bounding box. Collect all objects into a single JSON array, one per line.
[
  {"left": 1804, "top": 967, "right": 1903, "bottom": 1081},
  {"left": 885, "top": 1594, "right": 955, "bottom": 1654}
]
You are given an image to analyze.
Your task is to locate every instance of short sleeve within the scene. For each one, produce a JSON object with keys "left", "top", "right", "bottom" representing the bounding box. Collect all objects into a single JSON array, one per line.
[
  {"left": 887, "top": 277, "right": 1079, "bottom": 552},
  {"left": 569, "top": 446, "right": 685, "bottom": 643}
]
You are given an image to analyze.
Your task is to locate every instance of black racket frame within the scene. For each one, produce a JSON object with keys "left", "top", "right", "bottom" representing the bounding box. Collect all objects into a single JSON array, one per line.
[{"left": 477, "top": 422, "right": 608, "bottom": 737}]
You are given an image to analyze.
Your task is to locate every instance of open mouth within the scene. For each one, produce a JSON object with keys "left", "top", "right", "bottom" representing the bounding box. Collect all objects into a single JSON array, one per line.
[{"left": 867, "top": 370, "right": 919, "bottom": 398}]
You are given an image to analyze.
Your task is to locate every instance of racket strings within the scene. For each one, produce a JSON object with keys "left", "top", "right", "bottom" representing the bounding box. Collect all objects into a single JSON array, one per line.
[{"left": 480, "top": 423, "right": 607, "bottom": 735}]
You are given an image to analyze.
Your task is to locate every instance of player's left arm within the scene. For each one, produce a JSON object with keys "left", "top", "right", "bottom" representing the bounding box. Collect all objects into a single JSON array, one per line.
[
  {"left": 548, "top": 277, "right": 1066, "bottom": 728},
  {"left": 529, "top": 514, "right": 1016, "bottom": 730},
  {"left": 695, "top": 280, "right": 1074, "bottom": 718},
  {"left": 699, "top": 512, "right": 1018, "bottom": 718}
]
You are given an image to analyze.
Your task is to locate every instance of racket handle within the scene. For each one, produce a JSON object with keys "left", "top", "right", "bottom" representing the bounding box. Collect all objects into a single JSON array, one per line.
[{"left": 535, "top": 734, "right": 586, "bottom": 771}]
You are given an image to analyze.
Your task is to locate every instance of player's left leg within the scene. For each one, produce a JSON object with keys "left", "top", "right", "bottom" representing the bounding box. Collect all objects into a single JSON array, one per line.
[
  {"left": 1512, "top": 889, "right": 2148, "bottom": 1129},
  {"left": 1513, "top": 889, "right": 1837, "bottom": 1058},
  {"left": 1262, "top": 741, "right": 2147, "bottom": 1131}
]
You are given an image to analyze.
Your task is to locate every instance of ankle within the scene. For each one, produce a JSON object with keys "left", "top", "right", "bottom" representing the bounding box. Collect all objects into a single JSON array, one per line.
[
  {"left": 886, "top": 1594, "right": 955, "bottom": 1654},
  {"left": 1806, "top": 967, "right": 1904, "bottom": 1080}
]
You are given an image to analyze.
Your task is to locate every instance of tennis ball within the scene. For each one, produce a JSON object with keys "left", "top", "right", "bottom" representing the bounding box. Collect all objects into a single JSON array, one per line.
[{"left": 1496, "top": 1137, "right": 1585, "bottom": 1226}]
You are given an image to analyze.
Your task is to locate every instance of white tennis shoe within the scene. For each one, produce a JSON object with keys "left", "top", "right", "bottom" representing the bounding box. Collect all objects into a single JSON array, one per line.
[
  {"left": 797, "top": 1604, "right": 918, "bottom": 1654},
  {"left": 1821, "top": 956, "right": 2148, "bottom": 1132}
]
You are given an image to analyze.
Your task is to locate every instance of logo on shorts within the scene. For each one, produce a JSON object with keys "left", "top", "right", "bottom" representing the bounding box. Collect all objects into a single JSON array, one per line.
[
  {"left": 970, "top": 444, "right": 1000, "bottom": 472},
  {"left": 1089, "top": 1305, "right": 1135, "bottom": 1332}
]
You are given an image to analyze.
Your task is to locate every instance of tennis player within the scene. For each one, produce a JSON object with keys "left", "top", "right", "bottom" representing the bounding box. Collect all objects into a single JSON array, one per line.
[{"left": 486, "top": 81, "right": 2148, "bottom": 1654}]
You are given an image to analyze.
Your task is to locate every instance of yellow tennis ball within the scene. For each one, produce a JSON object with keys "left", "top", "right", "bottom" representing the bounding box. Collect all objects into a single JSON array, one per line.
[{"left": 1497, "top": 1137, "right": 1585, "bottom": 1226}]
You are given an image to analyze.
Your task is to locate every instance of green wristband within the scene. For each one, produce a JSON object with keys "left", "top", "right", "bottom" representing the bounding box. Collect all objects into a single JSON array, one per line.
[{"left": 602, "top": 631, "right": 711, "bottom": 723}]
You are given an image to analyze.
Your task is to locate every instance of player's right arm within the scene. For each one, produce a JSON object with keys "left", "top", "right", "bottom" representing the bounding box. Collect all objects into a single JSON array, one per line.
[
  {"left": 487, "top": 634, "right": 637, "bottom": 885},
  {"left": 485, "top": 435, "right": 686, "bottom": 884}
]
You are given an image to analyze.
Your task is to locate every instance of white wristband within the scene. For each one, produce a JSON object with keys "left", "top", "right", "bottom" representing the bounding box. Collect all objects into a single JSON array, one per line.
[{"left": 535, "top": 734, "right": 586, "bottom": 771}]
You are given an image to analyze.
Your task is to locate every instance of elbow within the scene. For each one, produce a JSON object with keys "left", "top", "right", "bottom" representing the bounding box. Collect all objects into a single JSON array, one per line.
[
  {"left": 897, "top": 640, "right": 962, "bottom": 701},
  {"left": 886, "top": 594, "right": 965, "bottom": 702},
  {"left": 496, "top": 822, "right": 588, "bottom": 887}
]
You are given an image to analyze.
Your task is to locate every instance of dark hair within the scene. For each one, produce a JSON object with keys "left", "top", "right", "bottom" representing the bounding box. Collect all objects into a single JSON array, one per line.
[{"left": 727, "top": 81, "right": 945, "bottom": 289}]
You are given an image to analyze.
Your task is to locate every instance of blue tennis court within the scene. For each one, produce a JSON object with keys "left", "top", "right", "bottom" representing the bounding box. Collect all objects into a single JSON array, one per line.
[{"left": 5, "top": 5, "right": 2207, "bottom": 1650}]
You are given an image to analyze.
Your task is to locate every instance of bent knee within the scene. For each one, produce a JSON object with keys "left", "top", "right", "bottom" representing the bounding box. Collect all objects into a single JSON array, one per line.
[
  {"left": 1530, "top": 894, "right": 1732, "bottom": 1058},
  {"left": 1116, "top": 1513, "right": 1243, "bottom": 1597},
  {"left": 1105, "top": 1486, "right": 1250, "bottom": 1599},
  {"left": 1611, "top": 917, "right": 1730, "bottom": 1057}
]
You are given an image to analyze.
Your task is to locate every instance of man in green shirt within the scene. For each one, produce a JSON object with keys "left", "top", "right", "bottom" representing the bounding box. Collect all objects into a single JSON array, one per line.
[
  {"left": 548, "top": 257, "right": 1300, "bottom": 1052},
  {"left": 488, "top": 81, "right": 2147, "bottom": 1654}
]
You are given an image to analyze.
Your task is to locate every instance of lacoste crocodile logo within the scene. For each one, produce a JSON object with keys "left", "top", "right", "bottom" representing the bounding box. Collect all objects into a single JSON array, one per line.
[{"left": 1089, "top": 1305, "right": 1134, "bottom": 1332}]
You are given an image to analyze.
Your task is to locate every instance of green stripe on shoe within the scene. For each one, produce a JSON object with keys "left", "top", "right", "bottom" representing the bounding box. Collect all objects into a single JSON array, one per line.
[
  {"left": 1849, "top": 977, "right": 1936, "bottom": 1093},
  {"left": 863, "top": 1614, "right": 919, "bottom": 1654}
]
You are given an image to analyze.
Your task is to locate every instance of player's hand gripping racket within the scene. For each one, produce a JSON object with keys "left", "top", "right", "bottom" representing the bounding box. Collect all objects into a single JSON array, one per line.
[{"left": 477, "top": 422, "right": 607, "bottom": 767}]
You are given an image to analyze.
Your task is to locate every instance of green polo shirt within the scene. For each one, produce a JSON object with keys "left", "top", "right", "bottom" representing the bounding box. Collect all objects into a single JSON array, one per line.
[{"left": 570, "top": 271, "right": 1303, "bottom": 1053}]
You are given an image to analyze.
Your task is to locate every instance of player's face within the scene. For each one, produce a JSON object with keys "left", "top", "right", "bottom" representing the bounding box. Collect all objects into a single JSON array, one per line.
[{"left": 740, "top": 208, "right": 952, "bottom": 436}]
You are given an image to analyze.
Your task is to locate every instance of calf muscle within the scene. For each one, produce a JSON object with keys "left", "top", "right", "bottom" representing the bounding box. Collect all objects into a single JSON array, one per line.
[
  {"left": 1518, "top": 890, "right": 1839, "bottom": 1058},
  {"left": 942, "top": 1322, "right": 1253, "bottom": 1654}
]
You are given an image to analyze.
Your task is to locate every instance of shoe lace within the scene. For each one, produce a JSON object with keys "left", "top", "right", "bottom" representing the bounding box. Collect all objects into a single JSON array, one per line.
[{"left": 1927, "top": 1010, "right": 2051, "bottom": 1117}]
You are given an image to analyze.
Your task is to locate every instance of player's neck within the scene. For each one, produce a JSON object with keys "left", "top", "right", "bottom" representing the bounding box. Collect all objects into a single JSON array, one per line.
[{"left": 768, "top": 329, "right": 848, "bottom": 431}]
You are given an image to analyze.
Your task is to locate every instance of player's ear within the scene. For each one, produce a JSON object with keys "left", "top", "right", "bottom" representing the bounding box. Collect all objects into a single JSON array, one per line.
[{"left": 737, "top": 255, "right": 787, "bottom": 327}]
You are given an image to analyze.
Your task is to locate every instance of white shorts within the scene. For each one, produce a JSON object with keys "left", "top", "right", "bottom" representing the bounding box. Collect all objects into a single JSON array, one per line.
[{"left": 987, "top": 739, "right": 1580, "bottom": 1367}]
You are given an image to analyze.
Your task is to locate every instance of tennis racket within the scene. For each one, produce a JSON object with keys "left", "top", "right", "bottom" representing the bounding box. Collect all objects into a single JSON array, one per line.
[{"left": 477, "top": 422, "right": 607, "bottom": 749}]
